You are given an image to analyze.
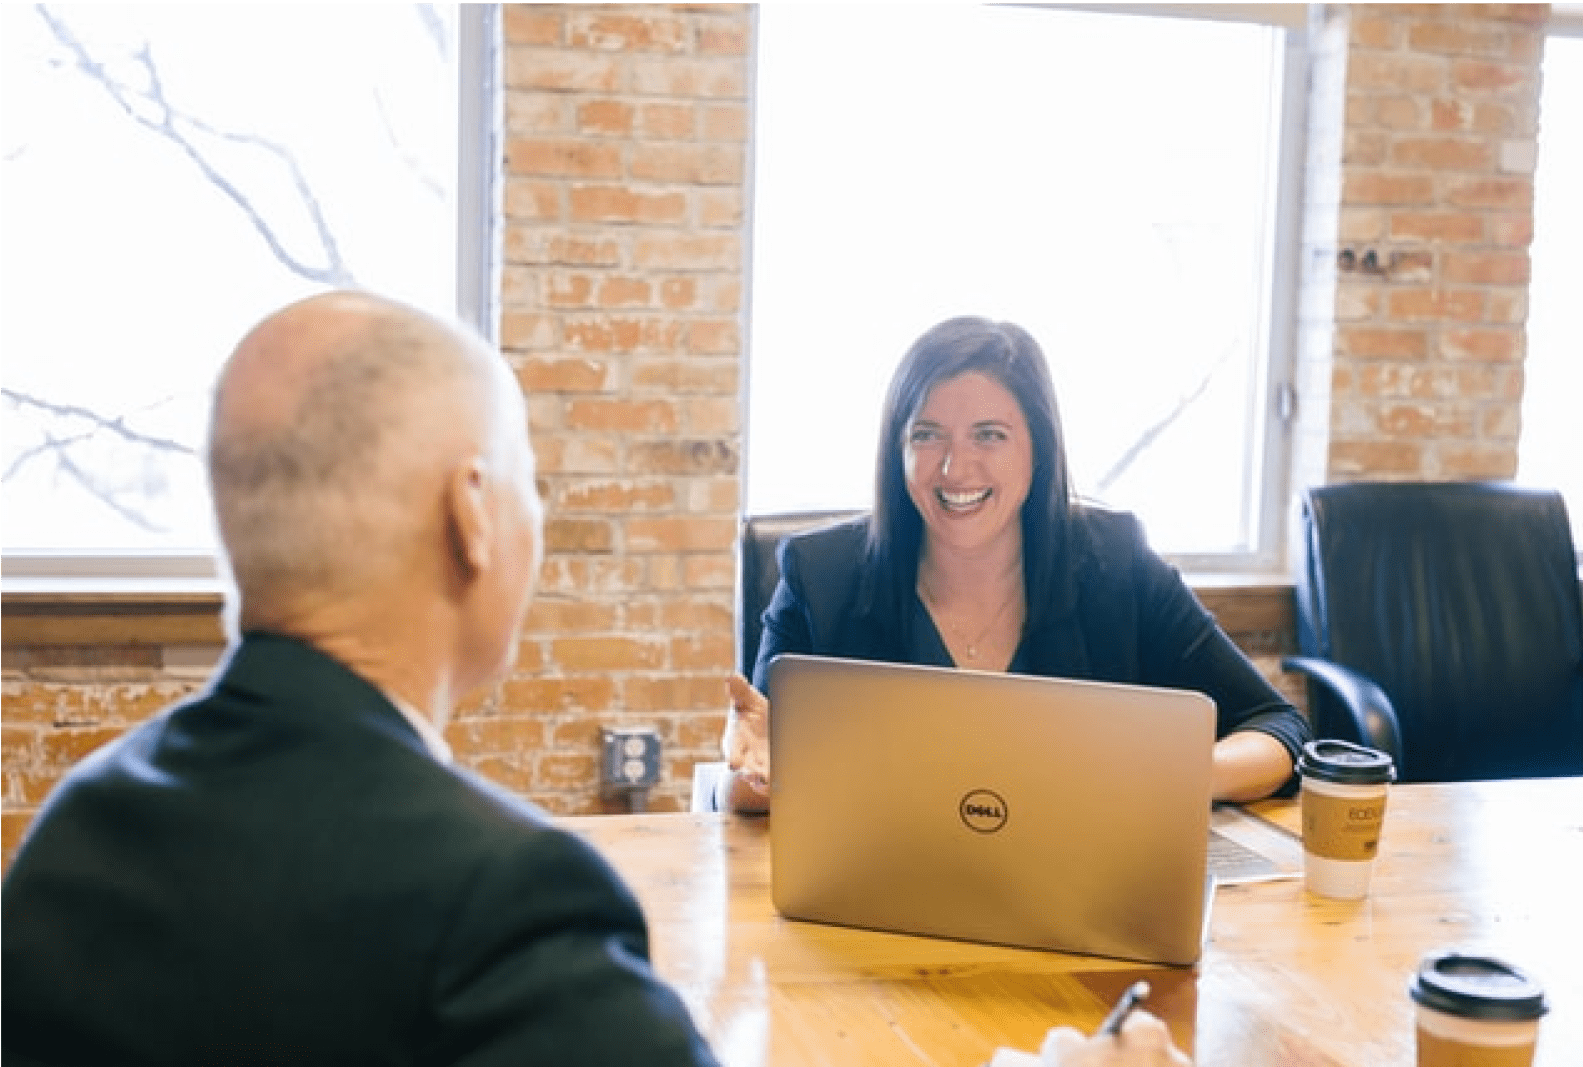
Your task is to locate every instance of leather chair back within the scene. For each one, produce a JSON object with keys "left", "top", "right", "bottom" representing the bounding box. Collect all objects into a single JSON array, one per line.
[
  {"left": 738, "top": 510, "right": 864, "bottom": 678},
  {"left": 1294, "top": 481, "right": 1583, "bottom": 782}
]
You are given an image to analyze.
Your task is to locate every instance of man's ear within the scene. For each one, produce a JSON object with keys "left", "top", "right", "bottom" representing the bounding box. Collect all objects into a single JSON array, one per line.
[{"left": 445, "top": 456, "right": 493, "bottom": 577}]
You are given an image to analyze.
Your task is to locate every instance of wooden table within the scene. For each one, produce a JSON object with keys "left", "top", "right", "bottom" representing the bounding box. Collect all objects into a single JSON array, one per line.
[{"left": 562, "top": 778, "right": 1582, "bottom": 1066}]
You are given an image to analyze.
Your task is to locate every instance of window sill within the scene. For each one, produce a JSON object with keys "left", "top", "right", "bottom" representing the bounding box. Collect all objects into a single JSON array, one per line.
[
  {"left": 2, "top": 581, "right": 227, "bottom": 647},
  {"left": 1, "top": 574, "right": 1299, "bottom": 648}
]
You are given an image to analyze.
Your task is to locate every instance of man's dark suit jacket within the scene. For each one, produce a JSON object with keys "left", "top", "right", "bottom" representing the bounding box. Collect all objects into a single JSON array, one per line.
[
  {"left": 2, "top": 633, "right": 719, "bottom": 1067},
  {"left": 752, "top": 511, "right": 1310, "bottom": 777}
]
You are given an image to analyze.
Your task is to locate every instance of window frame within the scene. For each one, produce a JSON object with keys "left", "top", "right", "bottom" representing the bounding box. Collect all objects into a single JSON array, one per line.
[
  {"left": 740, "top": 3, "right": 1311, "bottom": 575},
  {"left": 0, "top": 4, "right": 501, "bottom": 593},
  {"left": 1523, "top": 8, "right": 1583, "bottom": 558}
]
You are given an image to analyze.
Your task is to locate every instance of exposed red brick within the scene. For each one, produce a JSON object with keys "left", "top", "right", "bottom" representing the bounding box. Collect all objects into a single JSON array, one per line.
[
  {"left": 565, "top": 397, "right": 680, "bottom": 433},
  {"left": 1329, "top": 440, "right": 1426, "bottom": 476},
  {"left": 1344, "top": 171, "right": 1436, "bottom": 206},
  {"left": 631, "top": 359, "right": 739, "bottom": 394},
  {"left": 576, "top": 99, "right": 635, "bottom": 136},
  {"left": 505, "top": 138, "right": 623, "bottom": 179},
  {"left": 545, "top": 518, "right": 616, "bottom": 554},
  {"left": 630, "top": 143, "right": 745, "bottom": 185},
  {"left": 568, "top": 184, "right": 688, "bottom": 225},
  {"left": 626, "top": 439, "right": 738, "bottom": 475},
  {"left": 636, "top": 102, "right": 696, "bottom": 141},
  {"left": 550, "top": 637, "right": 668, "bottom": 672},
  {"left": 1441, "top": 327, "right": 1522, "bottom": 362},
  {"left": 1390, "top": 136, "right": 1494, "bottom": 171},
  {"left": 624, "top": 517, "right": 737, "bottom": 553},
  {"left": 568, "top": 12, "right": 690, "bottom": 53},
  {"left": 1389, "top": 211, "right": 1486, "bottom": 242},
  {"left": 1339, "top": 327, "right": 1431, "bottom": 360},
  {"left": 503, "top": 8, "right": 565, "bottom": 46},
  {"left": 1437, "top": 440, "right": 1518, "bottom": 479},
  {"left": 555, "top": 480, "right": 678, "bottom": 512},
  {"left": 503, "top": 48, "right": 620, "bottom": 93},
  {"left": 1444, "top": 176, "right": 1533, "bottom": 210},
  {"left": 1386, "top": 288, "right": 1486, "bottom": 322},
  {"left": 1441, "top": 251, "right": 1529, "bottom": 285}
]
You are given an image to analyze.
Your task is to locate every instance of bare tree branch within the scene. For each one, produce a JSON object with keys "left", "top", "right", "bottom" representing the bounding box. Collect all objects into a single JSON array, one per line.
[
  {"left": 44, "top": 433, "right": 164, "bottom": 533},
  {"left": 374, "top": 88, "right": 445, "bottom": 201},
  {"left": 36, "top": 5, "right": 356, "bottom": 287},
  {"left": 414, "top": 4, "right": 450, "bottom": 57},
  {"left": 3, "top": 388, "right": 198, "bottom": 459},
  {"left": 369, "top": 7, "right": 450, "bottom": 201},
  {"left": 14, "top": 8, "right": 386, "bottom": 537},
  {"left": 1095, "top": 345, "right": 1233, "bottom": 494},
  {"left": 4, "top": 426, "right": 97, "bottom": 483},
  {"left": 3, "top": 387, "right": 198, "bottom": 531}
]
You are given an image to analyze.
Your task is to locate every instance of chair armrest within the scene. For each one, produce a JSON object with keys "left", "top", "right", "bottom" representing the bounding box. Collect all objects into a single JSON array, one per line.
[{"left": 1280, "top": 655, "right": 1404, "bottom": 765}]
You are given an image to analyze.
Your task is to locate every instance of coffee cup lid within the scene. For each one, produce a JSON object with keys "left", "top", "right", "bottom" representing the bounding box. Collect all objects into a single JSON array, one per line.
[
  {"left": 1297, "top": 739, "right": 1395, "bottom": 784},
  {"left": 1408, "top": 951, "right": 1549, "bottom": 1022}
]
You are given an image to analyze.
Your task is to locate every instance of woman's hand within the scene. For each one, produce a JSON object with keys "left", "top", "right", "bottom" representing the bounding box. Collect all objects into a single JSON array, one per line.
[
  {"left": 1210, "top": 730, "right": 1294, "bottom": 803},
  {"left": 721, "top": 673, "right": 771, "bottom": 813}
]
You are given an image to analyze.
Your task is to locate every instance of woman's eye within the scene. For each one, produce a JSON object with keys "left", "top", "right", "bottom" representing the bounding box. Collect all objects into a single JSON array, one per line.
[
  {"left": 908, "top": 427, "right": 940, "bottom": 445},
  {"left": 974, "top": 427, "right": 1008, "bottom": 444}
]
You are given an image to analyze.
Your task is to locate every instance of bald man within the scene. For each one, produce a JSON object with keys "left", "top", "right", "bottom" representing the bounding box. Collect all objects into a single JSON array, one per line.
[{"left": 1, "top": 292, "right": 720, "bottom": 1066}]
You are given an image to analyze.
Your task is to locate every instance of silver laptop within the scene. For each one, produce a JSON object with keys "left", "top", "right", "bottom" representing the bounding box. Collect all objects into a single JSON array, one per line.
[{"left": 768, "top": 653, "right": 1217, "bottom": 966}]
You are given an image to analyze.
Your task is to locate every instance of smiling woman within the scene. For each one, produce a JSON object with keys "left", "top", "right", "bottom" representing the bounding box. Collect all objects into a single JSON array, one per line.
[
  {"left": 903, "top": 361, "right": 1036, "bottom": 672},
  {"left": 720, "top": 316, "right": 1312, "bottom": 814}
]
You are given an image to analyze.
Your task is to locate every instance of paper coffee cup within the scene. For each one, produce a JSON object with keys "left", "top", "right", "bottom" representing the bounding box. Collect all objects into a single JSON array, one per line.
[
  {"left": 1297, "top": 739, "right": 1394, "bottom": 899},
  {"left": 1410, "top": 951, "right": 1548, "bottom": 1067}
]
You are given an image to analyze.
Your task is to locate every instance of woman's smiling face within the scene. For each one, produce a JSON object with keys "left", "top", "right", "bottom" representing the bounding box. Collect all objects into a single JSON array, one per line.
[{"left": 902, "top": 370, "right": 1034, "bottom": 555}]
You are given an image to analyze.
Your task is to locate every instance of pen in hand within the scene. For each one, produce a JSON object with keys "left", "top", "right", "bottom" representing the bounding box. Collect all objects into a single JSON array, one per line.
[{"left": 1097, "top": 980, "right": 1151, "bottom": 1037}]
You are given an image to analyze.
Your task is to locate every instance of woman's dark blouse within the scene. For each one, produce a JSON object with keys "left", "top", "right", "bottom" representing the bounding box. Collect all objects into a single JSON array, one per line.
[{"left": 752, "top": 512, "right": 1310, "bottom": 792}]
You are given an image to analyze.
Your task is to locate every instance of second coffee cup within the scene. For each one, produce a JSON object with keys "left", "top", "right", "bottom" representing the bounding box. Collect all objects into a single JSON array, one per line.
[
  {"left": 1410, "top": 950, "right": 1548, "bottom": 1067},
  {"left": 1297, "top": 738, "right": 1395, "bottom": 899}
]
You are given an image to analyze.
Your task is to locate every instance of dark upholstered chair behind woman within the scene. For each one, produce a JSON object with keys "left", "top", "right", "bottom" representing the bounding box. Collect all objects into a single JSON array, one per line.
[
  {"left": 1282, "top": 481, "right": 1583, "bottom": 783},
  {"left": 691, "top": 510, "right": 864, "bottom": 812},
  {"left": 735, "top": 510, "right": 865, "bottom": 678}
]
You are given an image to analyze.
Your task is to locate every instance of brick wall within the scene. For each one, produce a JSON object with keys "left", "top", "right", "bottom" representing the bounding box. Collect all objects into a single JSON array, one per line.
[
  {"left": 1309, "top": 3, "right": 1547, "bottom": 484},
  {"left": 1, "top": 4, "right": 1556, "bottom": 865},
  {"left": 462, "top": 4, "right": 752, "bottom": 814}
]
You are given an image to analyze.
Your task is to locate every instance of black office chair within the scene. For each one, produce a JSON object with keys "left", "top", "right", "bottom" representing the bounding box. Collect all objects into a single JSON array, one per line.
[
  {"left": 1282, "top": 481, "right": 1583, "bottom": 783},
  {"left": 692, "top": 509, "right": 864, "bottom": 812},
  {"left": 736, "top": 509, "right": 866, "bottom": 678}
]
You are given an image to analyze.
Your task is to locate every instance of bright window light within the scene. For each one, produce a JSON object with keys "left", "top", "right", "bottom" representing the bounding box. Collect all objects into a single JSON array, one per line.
[
  {"left": 1, "top": 4, "right": 465, "bottom": 559},
  {"left": 747, "top": 5, "right": 1296, "bottom": 559},
  {"left": 1518, "top": 33, "right": 1583, "bottom": 542}
]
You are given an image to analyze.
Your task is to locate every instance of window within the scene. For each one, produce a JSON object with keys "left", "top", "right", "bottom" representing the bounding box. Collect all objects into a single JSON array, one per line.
[
  {"left": 746, "top": 5, "right": 1305, "bottom": 568},
  {"left": 1518, "top": 29, "right": 1583, "bottom": 544},
  {"left": 1, "top": 4, "right": 495, "bottom": 578}
]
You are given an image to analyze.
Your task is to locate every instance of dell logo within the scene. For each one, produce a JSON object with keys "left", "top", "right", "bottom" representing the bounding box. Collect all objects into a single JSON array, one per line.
[{"left": 959, "top": 789, "right": 1009, "bottom": 834}]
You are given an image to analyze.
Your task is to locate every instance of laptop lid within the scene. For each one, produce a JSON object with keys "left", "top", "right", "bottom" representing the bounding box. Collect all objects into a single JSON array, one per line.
[{"left": 767, "top": 653, "right": 1217, "bottom": 966}]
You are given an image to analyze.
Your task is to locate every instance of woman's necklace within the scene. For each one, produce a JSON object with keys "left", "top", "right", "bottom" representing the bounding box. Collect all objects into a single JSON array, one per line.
[{"left": 917, "top": 579, "right": 1023, "bottom": 663}]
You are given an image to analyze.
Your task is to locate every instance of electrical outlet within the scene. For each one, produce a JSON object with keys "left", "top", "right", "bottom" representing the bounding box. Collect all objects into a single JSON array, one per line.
[{"left": 600, "top": 727, "right": 662, "bottom": 790}]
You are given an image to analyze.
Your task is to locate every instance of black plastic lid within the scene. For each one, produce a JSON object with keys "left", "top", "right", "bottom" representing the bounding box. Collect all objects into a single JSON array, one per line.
[
  {"left": 1297, "top": 739, "right": 1396, "bottom": 785},
  {"left": 1408, "top": 951, "right": 1549, "bottom": 1022}
]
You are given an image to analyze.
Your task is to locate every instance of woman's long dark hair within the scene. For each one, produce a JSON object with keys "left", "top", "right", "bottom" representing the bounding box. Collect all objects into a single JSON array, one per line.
[{"left": 866, "top": 316, "right": 1078, "bottom": 636}]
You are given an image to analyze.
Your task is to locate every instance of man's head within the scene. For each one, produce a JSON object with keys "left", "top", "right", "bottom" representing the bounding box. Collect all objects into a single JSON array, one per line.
[{"left": 207, "top": 290, "right": 543, "bottom": 697}]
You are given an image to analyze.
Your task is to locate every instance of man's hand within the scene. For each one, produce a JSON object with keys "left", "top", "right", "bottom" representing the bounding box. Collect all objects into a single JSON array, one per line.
[
  {"left": 1039, "top": 1011, "right": 1192, "bottom": 1066},
  {"left": 989, "top": 1011, "right": 1192, "bottom": 1067}
]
